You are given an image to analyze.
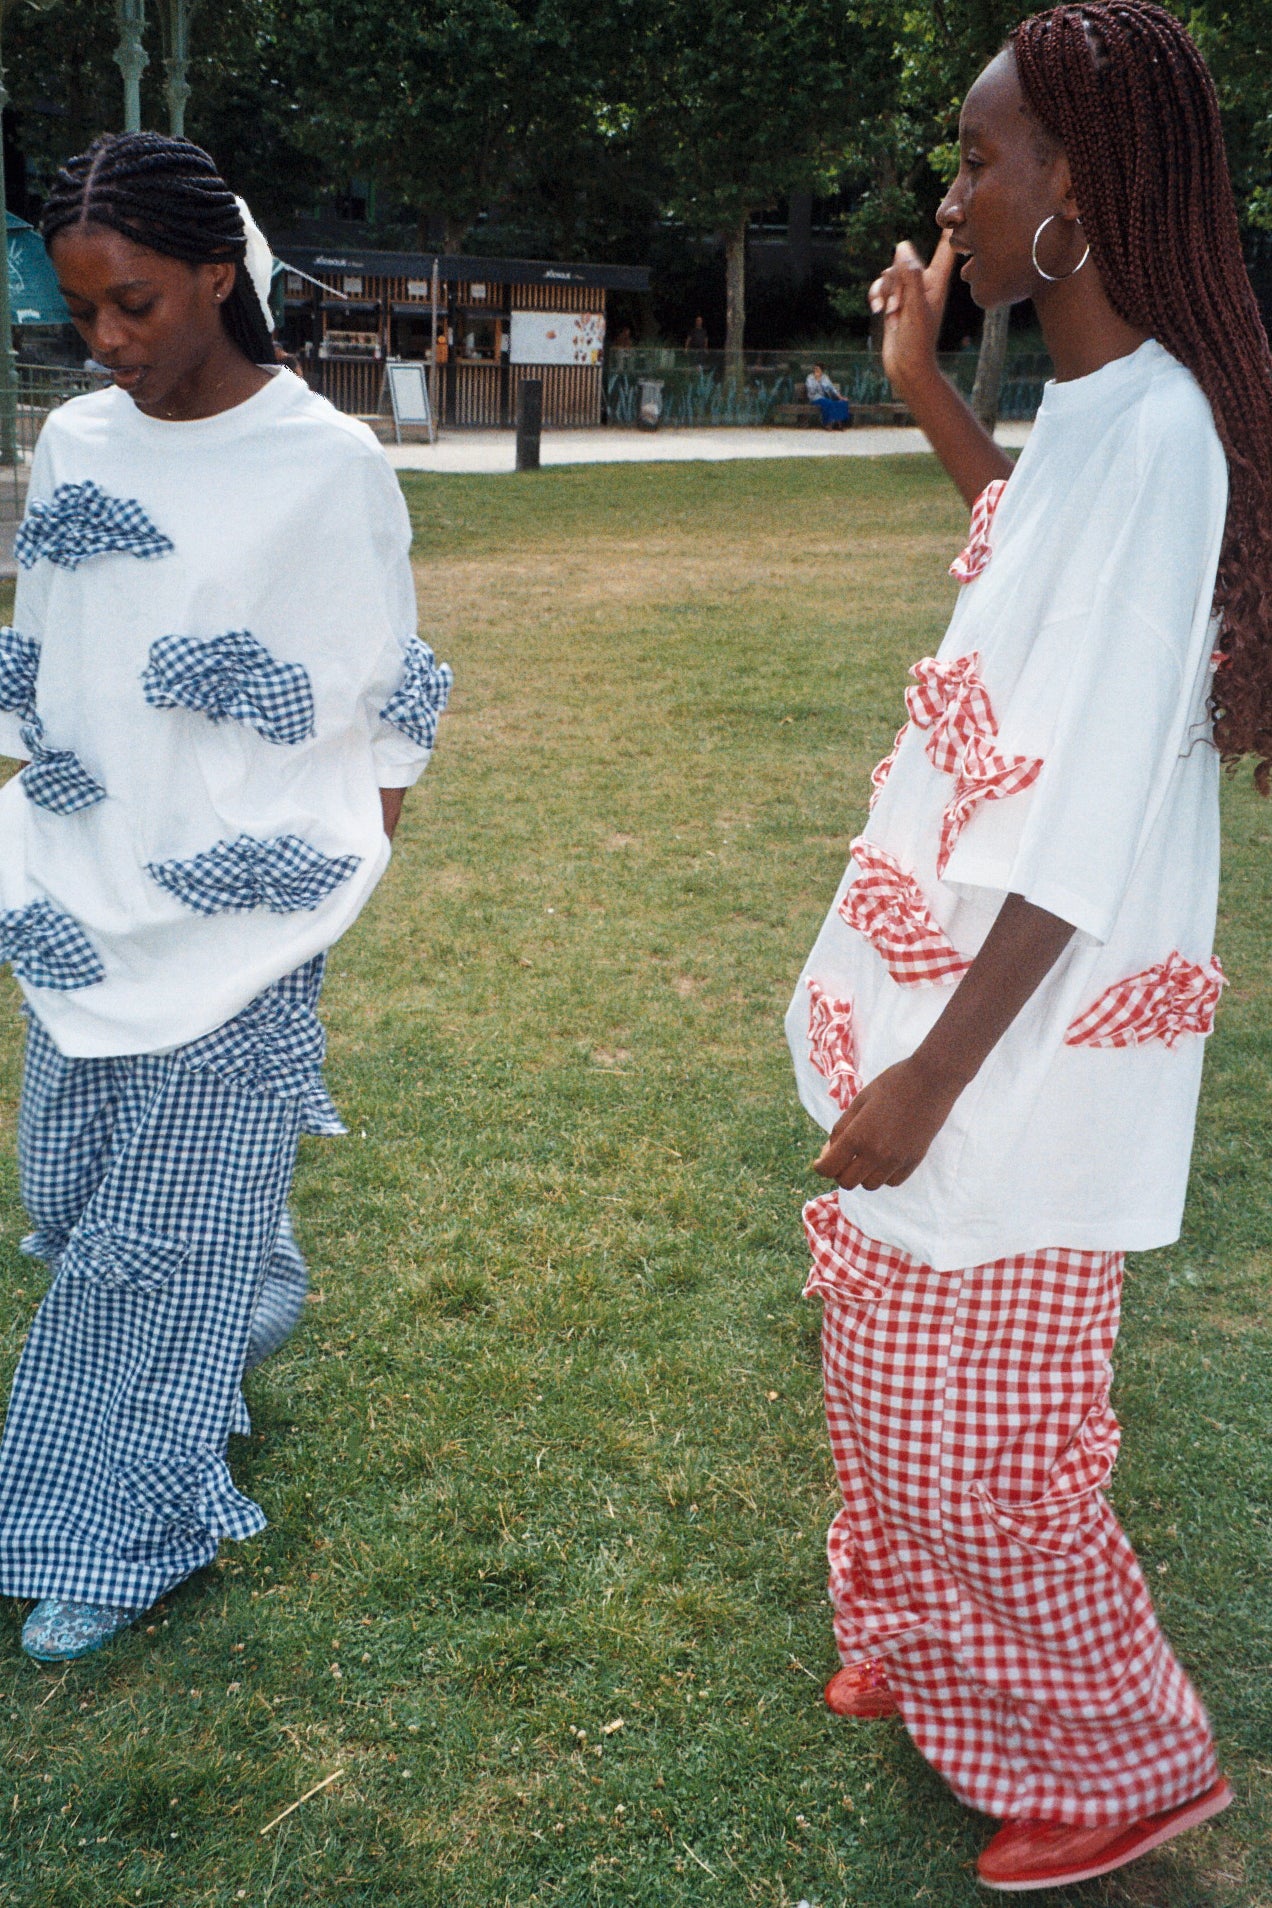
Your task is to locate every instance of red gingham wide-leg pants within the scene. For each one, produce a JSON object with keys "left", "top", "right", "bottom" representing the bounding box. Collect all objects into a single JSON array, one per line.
[{"left": 804, "top": 1193, "right": 1219, "bottom": 1826}]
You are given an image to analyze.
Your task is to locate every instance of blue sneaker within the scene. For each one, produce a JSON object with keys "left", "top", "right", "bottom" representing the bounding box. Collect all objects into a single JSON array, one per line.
[{"left": 21, "top": 1598, "right": 142, "bottom": 1662}]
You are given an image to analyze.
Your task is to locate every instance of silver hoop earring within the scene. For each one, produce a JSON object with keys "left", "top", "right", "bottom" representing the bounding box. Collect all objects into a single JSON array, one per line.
[{"left": 1032, "top": 214, "right": 1090, "bottom": 282}]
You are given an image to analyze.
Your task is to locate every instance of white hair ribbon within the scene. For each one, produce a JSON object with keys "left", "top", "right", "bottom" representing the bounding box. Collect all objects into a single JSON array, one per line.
[{"left": 234, "top": 195, "right": 275, "bottom": 333}]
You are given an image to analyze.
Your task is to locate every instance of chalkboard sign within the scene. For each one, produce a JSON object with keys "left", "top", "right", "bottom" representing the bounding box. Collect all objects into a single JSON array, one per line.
[{"left": 385, "top": 359, "right": 435, "bottom": 443}]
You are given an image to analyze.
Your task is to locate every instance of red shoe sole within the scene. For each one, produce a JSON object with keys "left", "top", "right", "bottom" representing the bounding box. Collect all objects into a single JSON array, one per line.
[
  {"left": 978, "top": 1778, "right": 1234, "bottom": 1892},
  {"left": 823, "top": 1663, "right": 899, "bottom": 1720}
]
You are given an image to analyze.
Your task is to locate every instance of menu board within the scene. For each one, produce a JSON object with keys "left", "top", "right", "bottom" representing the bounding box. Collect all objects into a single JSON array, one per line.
[{"left": 509, "top": 311, "right": 605, "bottom": 366}]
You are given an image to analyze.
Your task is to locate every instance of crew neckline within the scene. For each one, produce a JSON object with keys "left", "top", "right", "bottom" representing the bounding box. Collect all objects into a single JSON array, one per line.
[
  {"left": 112, "top": 363, "right": 304, "bottom": 443},
  {"left": 1036, "top": 337, "right": 1165, "bottom": 419}
]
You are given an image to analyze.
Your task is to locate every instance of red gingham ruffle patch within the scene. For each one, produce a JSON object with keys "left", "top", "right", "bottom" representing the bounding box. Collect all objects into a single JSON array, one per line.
[
  {"left": 937, "top": 733, "right": 1044, "bottom": 877},
  {"left": 1064, "top": 951, "right": 1226, "bottom": 1048},
  {"left": 839, "top": 837, "right": 968, "bottom": 985},
  {"left": 906, "top": 652, "right": 998, "bottom": 775},
  {"left": 950, "top": 477, "right": 1008, "bottom": 583},
  {"left": 806, "top": 977, "right": 860, "bottom": 1110}
]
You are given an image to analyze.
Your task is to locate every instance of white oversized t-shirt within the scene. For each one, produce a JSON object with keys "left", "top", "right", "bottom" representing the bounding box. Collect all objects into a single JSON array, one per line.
[
  {"left": 0, "top": 370, "right": 450, "bottom": 1057},
  {"left": 786, "top": 340, "right": 1228, "bottom": 1266}
]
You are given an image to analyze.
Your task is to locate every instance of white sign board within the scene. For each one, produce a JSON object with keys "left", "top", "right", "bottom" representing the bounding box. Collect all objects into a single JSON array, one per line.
[
  {"left": 385, "top": 360, "right": 435, "bottom": 443},
  {"left": 509, "top": 310, "right": 605, "bottom": 367}
]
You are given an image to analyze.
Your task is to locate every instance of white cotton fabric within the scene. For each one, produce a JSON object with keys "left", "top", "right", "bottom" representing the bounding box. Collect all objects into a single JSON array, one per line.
[
  {"left": 0, "top": 369, "right": 434, "bottom": 1057},
  {"left": 786, "top": 340, "right": 1228, "bottom": 1267}
]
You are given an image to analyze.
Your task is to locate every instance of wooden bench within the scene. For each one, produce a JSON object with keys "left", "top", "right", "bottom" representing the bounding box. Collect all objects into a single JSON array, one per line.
[{"left": 770, "top": 398, "right": 913, "bottom": 429}]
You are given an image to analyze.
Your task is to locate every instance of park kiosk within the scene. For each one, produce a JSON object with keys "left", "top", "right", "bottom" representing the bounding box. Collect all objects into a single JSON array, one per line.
[{"left": 277, "top": 244, "right": 649, "bottom": 428}]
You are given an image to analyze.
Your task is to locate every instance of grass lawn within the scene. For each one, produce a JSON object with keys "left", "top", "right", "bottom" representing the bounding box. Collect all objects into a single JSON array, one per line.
[{"left": 0, "top": 456, "right": 1269, "bottom": 1906}]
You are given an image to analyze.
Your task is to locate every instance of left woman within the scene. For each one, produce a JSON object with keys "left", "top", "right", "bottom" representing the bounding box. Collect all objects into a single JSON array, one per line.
[{"left": 0, "top": 133, "right": 451, "bottom": 1661}]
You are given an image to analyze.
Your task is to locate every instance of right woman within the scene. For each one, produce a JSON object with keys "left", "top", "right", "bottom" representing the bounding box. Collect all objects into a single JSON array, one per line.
[{"left": 785, "top": 3, "right": 1272, "bottom": 1891}]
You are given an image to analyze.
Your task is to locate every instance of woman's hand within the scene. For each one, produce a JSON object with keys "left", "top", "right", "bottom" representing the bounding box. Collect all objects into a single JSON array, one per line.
[
  {"left": 380, "top": 787, "right": 405, "bottom": 840},
  {"left": 869, "top": 234, "right": 956, "bottom": 401},
  {"left": 813, "top": 1055, "right": 964, "bottom": 1191}
]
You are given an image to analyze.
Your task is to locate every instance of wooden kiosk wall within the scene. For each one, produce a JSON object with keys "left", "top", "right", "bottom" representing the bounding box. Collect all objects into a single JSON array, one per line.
[{"left": 279, "top": 249, "right": 647, "bottom": 428}]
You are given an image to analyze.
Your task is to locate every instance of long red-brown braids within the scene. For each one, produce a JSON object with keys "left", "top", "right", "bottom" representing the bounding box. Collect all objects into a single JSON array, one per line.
[{"left": 1011, "top": 2, "right": 1272, "bottom": 788}]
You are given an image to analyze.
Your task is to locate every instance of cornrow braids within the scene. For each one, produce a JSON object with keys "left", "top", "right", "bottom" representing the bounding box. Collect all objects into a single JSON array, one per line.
[
  {"left": 1011, "top": 2, "right": 1272, "bottom": 789},
  {"left": 41, "top": 131, "right": 274, "bottom": 369}
]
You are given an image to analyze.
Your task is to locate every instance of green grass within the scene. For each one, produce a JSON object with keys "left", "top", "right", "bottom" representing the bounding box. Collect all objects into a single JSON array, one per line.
[{"left": 0, "top": 458, "right": 1268, "bottom": 1906}]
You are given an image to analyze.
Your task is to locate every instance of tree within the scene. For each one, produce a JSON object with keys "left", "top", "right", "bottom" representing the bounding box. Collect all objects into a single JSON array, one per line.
[{"left": 639, "top": 0, "right": 893, "bottom": 365}]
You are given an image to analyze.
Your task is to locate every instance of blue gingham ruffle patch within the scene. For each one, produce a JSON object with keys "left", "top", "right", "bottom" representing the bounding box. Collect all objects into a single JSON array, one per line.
[
  {"left": 113, "top": 1450, "right": 266, "bottom": 1558},
  {"left": 145, "top": 833, "right": 361, "bottom": 916},
  {"left": 380, "top": 636, "right": 453, "bottom": 750},
  {"left": 142, "top": 632, "right": 315, "bottom": 746},
  {"left": 0, "top": 625, "right": 39, "bottom": 718},
  {"left": 176, "top": 986, "right": 346, "bottom": 1135},
  {"left": 0, "top": 898, "right": 106, "bottom": 989},
  {"left": 19, "top": 713, "right": 107, "bottom": 814},
  {"left": 15, "top": 481, "right": 174, "bottom": 571}
]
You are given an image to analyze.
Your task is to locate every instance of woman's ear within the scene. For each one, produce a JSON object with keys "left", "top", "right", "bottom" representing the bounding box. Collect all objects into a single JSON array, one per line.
[
  {"left": 1053, "top": 153, "right": 1083, "bottom": 226},
  {"left": 202, "top": 258, "right": 238, "bottom": 306}
]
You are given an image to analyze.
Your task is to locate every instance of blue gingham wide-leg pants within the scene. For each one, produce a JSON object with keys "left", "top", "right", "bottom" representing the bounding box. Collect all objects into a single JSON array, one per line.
[{"left": 0, "top": 958, "right": 340, "bottom": 1609}]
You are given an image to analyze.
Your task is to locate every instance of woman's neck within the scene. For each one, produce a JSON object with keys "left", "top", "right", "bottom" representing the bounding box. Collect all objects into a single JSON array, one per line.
[
  {"left": 1035, "top": 270, "right": 1152, "bottom": 383},
  {"left": 137, "top": 340, "right": 271, "bottom": 422}
]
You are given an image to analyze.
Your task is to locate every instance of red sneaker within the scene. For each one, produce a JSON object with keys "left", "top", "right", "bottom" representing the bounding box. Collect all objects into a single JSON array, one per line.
[
  {"left": 977, "top": 1778, "right": 1233, "bottom": 1892},
  {"left": 823, "top": 1660, "right": 899, "bottom": 1720}
]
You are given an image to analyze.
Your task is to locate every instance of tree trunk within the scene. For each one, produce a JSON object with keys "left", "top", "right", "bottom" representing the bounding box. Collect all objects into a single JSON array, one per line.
[
  {"left": 443, "top": 216, "right": 469, "bottom": 256},
  {"left": 970, "top": 304, "right": 1010, "bottom": 432},
  {"left": 724, "top": 214, "right": 748, "bottom": 376}
]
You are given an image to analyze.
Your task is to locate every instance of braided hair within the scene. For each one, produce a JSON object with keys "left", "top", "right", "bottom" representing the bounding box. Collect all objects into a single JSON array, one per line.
[
  {"left": 41, "top": 131, "right": 274, "bottom": 368},
  {"left": 1011, "top": 2, "right": 1272, "bottom": 788}
]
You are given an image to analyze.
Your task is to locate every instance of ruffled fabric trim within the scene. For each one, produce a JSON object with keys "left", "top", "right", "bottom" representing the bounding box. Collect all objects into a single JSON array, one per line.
[
  {"left": 802, "top": 1189, "right": 902, "bottom": 1309},
  {"left": 806, "top": 977, "right": 860, "bottom": 1111},
  {"left": 380, "top": 636, "right": 453, "bottom": 750},
  {"left": 839, "top": 837, "right": 968, "bottom": 985},
  {"left": 15, "top": 481, "right": 174, "bottom": 571},
  {"left": 936, "top": 733, "right": 1044, "bottom": 877},
  {"left": 0, "top": 625, "right": 39, "bottom": 718},
  {"left": 62, "top": 1219, "right": 188, "bottom": 1293},
  {"left": 0, "top": 899, "right": 105, "bottom": 989},
  {"left": 177, "top": 987, "right": 347, "bottom": 1134},
  {"left": 145, "top": 834, "right": 361, "bottom": 917},
  {"left": 114, "top": 1451, "right": 266, "bottom": 1559},
  {"left": 18, "top": 712, "right": 107, "bottom": 814},
  {"left": 906, "top": 652, "right": 998, "bottom": 775},
  {"left": 949, "top": 478, "right": 1007, "bottom": 584},
  {"left": 1064, "top": 952, "right": 1225, "bottom": 1049},
  {"left": 142, "top": 632, "right": 315, "bottom": 746},
  {"left": 868, "top": 723, "right": 908, "bottom": 813}
]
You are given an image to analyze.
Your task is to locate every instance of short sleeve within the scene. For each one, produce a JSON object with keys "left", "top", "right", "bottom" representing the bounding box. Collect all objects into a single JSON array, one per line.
[
  {"left": 941, "top": 399, "right": 1227, "bottom": 943},
  {"left": 0, "top": 428, "right": 53, "bottom": 762}
]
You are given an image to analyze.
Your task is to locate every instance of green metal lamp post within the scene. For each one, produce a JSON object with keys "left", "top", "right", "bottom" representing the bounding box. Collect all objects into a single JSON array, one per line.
[
  {"left": 159, "top": 0, "right": 199, "bottom": 138},
  {"left": 0, "top": 0, "right": 59, "bottom": 466},
  {"left": 115, "top": 0, "right": 147, "bottom": 133}
]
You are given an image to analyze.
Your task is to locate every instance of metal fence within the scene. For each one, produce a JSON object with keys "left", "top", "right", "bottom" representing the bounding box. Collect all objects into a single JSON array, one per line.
[
  {"left": 603, "top": 347, "right": 1052, "bottom": 428},
  {"left": 2, "top": 363, "right": 112, "bottom": 514}
]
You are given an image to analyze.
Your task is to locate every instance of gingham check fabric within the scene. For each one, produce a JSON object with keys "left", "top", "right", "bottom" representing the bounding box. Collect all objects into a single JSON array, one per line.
[
  {"left": 0, "top": 960, "right": 333, "bottom": 1606},
  {"left": 806, "top": 977, "right": 860, "bottom": 1110},
  {"left": 0, "top": 624, "right": 39, "bottom": 717},
  {"left": 146, "top": 833, "right": 361, "bottom": 916},
  {"left": 15, "top": 481, "right": 175, "bottom": 571},
  {"left": 803, "top": 1192, "right": 1219, "bottom": 1826},
  {"left": 1065, "top": 951, "right": 1226, "bottom": 1049},
  {"left": 906, "top": 653, "right": 998, "bottom": 775},
  {"left": 949, "top": 478, "right": 1008, "bottom": 584},
  {"left": 838, "top": 837, "right": 969, "bottom": 985},
  {"left": 867, "top": 723, "right": 909, "bottom": 813},
  {"left": 142, "top": 632, "right": 316, "bottom": 746},
  {"left": 380, "top": 635, "right": 454, "bottom": 752},
  {"left": 0, "top": 899, "right": 105, "bottom": 990},
  {"left": 937, "top": 732, "right": 1044, "bottom": 877},
  {"left": 18, "top": 712, "right": 107, "bottom": 815}
]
